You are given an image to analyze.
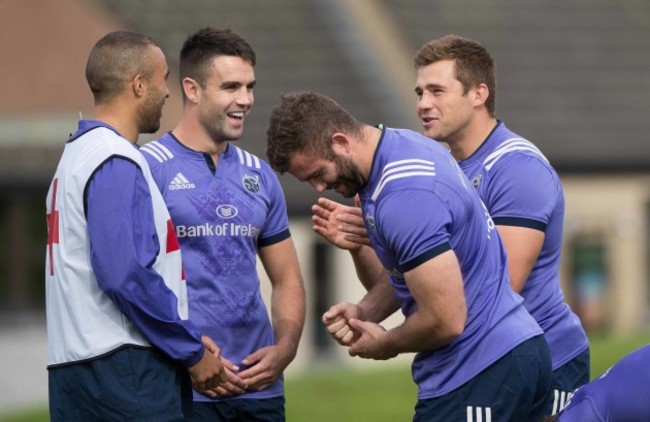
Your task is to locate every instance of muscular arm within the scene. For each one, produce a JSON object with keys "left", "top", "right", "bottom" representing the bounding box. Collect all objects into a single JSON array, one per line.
[
  {"left": 349, "top": 250, "right": 467, "bottom": 359},
  {"left": 485, "top": 154, "right": 556, "bottom": 294},
  {"left": 314, "top": 198, "right": 399, "bottom": 342},
  {"left": 238, "top": 237, "right": 306, "bottom": 390},
  {"left": 260, "top": 237, "right": 306, "bottom": 358},
  {"left": 496, "top": 225, "right": 545, "bottom": 293}
]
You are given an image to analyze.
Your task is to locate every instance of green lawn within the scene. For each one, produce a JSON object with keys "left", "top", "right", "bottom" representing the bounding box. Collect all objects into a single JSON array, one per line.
[{"left": 3, "top": 331, "right": 648, "bottom": 422}]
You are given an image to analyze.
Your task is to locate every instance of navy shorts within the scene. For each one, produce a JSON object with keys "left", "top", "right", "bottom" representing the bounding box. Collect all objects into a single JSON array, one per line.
[
  {"left": 48, "top": 346, "right": 192, "bottom": 422},
  {"left": 548, "top": 347, "right": 590, "bottom": 415},
  {"left": 414, "top": 335, "right": 552, "bottom": 422},
  {"left": 189, "top": 396, "right": 286, "bottom": 422}
]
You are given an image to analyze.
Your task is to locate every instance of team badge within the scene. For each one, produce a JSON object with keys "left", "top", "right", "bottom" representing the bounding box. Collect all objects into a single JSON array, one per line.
[
  {"left": 243, "top": 174, "right": 260, "bottom": 193},
  {"left": 471, "top": 174, "right": 482, "bottom": 188},
  {"left": 216, "top": 204, "right": 238, "bottom": 219}
]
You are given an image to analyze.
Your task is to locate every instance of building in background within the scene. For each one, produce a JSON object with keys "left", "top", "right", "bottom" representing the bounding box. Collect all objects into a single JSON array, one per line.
[{"left": 1, "top": 0, "right": 649, "bottom": 376}]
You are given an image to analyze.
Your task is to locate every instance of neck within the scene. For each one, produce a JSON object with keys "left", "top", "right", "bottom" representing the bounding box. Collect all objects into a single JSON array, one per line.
[
  {"left": 356, "top": 125, "right": 382, "bottom": 181},
  {"left": 173, "top": 111, "right": 228, "bottom": 164},
  {"left": 447, "top": 114, "right": 498, "bottom": 160},
  {"left": 93, "top": 104, "right": 139, "bottom": 143}
]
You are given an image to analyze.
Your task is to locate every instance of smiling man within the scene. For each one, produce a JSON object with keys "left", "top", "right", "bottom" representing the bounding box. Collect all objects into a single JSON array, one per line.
[
  {"left": 266, "top": 91, "right": 552, "bottom": 421},
  {"left": 311, "top": 35, "right": 590, "bottom": 418},
  {"left": 141, "top": 28, "right": 305, "bottom": 422},
  {"left": 46, "top": 31, "right": 228, "bottom": 422}
]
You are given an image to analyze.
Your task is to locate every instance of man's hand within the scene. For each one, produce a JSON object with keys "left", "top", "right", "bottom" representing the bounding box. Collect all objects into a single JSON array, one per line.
[
  {"left": 347, "top": 319, "right": 397, "bottom": 360},
  {"left": 200, "top": 356, "right": 248, "bottom": 399},
  {"left": 322, "top": 302, "right": 363, "bottom": 346},
  {"left": 187, "top": 336, "right": 228, "bottom": 393},
  {"left": 311, "top": 196, "right": 371, "bottom": 250},
  {"left": 237, "top": 345, "right": 294, "bottom": 391}
]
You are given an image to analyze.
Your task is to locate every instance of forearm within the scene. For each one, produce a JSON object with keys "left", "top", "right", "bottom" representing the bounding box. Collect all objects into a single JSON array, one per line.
[
  {"left": 350, "top": 245, "right": 387, "bottom": 291},
  {"left": 356, "top": 276, "right": 400, "bottom": 324},
  {"left": 384, "top": 309, "right": 462, "bottom": 355},
  {"left": 270, "top": 277, "right": 306, "bottom": 359},
  {"left": 382, "top": 250, "right": 467, "bottom": 355}
]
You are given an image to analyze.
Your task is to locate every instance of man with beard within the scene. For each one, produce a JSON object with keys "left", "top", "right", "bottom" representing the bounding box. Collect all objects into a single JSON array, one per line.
[
  {"left": 312, "top": 35, "right": 589, "bottom": 418},
  {"left": 141, "top": 28, "right": 305, "bottom": 421},
  {"left": 265, "top": 92, "right": 552, "bottom": 421},
  {"left": 46, "top": 31, "right": 227, "bottom": 422}
]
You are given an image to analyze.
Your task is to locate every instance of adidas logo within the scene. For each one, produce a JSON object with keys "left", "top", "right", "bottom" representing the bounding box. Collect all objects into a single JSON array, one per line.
[{"left": 168, "top": 172, "right": 196, "bottom": 190}]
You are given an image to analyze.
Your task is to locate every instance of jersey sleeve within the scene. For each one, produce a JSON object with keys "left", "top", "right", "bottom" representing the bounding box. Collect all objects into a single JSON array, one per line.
[
  {"left": 483, "top": 153, "right": 558, "bottom": 231},
  {"left": 376, "top": 189, "right": 452, "bottom": 272},
  {"left": 258, "top": 166, "right": 291, "bottom": 248},
  {"left": 85, "top": 157, "right": 204, "bottom": 367}
]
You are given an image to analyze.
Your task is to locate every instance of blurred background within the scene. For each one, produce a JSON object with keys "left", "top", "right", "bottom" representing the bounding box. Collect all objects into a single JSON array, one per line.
[{"left": 1, "top": 0, "right": 649, "bottom": 419}]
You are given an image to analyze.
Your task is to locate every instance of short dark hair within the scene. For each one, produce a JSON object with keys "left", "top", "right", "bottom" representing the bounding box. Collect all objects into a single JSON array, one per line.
[
  {"left": 179, "top": 27, "right": 256, "bottom": 98},
  {"left": 85, "top": 31, "right": 160, "bottom": 104},
  {"left": 266, "top": 92, "right": 363, "bottom": 173},
  {"left": 414, "top": 35, "right": 497, "bottom": 116}
]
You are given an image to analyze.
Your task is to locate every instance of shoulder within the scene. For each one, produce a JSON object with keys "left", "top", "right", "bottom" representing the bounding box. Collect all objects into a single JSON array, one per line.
[
  {"left": 229, "top": 144, "right": 264, "bottom": 170},
  {"left": 73, "top": 129, "right": 144, "bottom": 170},
  {"left": 484, "top": 137, "right": 549, "bottom": 168},
  {"left": 370, "top": 157, "right": 438, "bottom": 201},
  {"left": 140, "top": 137, "right": 176, "bottom": 170},
  {"left": 78, "top": 127, "right": 131, "bottom": 152},
  {"left": 229, "top": 144, "right": 278, "bottom": 178},
  {"left": 484, "top": 137, "right": 558, "bottom": 181}
]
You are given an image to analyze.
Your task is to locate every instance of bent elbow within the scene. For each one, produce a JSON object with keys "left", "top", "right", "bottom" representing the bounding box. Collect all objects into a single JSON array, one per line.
[
  {"left": 446, "top": 310, "right": 467, "bottom": 341},
  {"left": 447, "top": 320, "right": 465, "bottom": 341}
]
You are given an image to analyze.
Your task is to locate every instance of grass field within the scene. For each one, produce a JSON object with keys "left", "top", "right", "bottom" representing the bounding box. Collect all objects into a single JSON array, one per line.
[{"left": 2, "top": 331, "right": 648, "bottom": 422}]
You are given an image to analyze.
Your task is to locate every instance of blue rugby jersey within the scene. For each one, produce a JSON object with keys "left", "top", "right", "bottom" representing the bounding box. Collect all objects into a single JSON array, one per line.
[
  {"left": 457, "top": 121, "right": 588, "bottom": 370},
  {"left": 359, "top": 126, "right": 543, "bottom": 399},
  {"left": 558, "top": 345, "right": 650, "bottom": 421},
  {"left": 142, "top": 133, "right": 291, "bottom": 401}
]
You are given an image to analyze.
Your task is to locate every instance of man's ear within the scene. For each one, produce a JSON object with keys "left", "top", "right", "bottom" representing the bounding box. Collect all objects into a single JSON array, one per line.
[
  {"left": 131, "top": 73, "right": 146, "bottom": 98},
  {"left": 182, "top": 77, "right": 200, "bottom": 104},
  {"left": 330, "top": 132, "right": 351, "bottom": 154},
  {"left": 473, "top": 83, "right": 489, "bottom": 107}
]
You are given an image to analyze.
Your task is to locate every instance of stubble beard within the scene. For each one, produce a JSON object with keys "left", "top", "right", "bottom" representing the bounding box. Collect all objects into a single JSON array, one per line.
[
  {"left": 138, "top": 92, "right": 164, "bottom": 134},
  {"left": 203, "top": 112, "right": 244, "bottom": 143},
  {"left": 333, "top": 155, "right": 365, "bottom": 198}
]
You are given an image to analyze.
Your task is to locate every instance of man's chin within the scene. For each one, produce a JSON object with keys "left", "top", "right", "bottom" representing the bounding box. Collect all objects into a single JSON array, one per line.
[
  {"left": 337, "top": 188, "right": 357, "bottom": 198},
  {"left": 226, "top": 128, "right": 245, "bottom": 142},
  {"left": 143, "top": 123, "right": 161, "bottom": 134}
]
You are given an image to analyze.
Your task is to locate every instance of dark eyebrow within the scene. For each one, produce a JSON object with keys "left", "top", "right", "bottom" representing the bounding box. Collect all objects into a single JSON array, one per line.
[
  {"left": 221, "top": 79, "right": 257, "bottom": 89},
  {"left": 425, "top": 83, "right": 443, "bottom": 90},
  {"left": 221, "top": 81, "right": 242, "bottom": 90}
]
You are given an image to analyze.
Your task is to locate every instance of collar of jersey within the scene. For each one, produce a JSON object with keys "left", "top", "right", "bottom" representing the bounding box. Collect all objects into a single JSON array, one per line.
[
  {"left": 166, "top": 131, "right": 234, "bottom": 162},
  {"left": 458, "top": 120, "right": 504, "bottom": 166}
]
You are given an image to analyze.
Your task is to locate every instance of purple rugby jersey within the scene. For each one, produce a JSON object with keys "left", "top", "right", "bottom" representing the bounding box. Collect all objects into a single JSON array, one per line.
[
  {"left": 457, "top": 121, "right": 588, "bottom": 371},
  {"left": 142, "top": 133, "right": 291, "bottom": 402},
  {"left": 558, "top": 345, "right": 650, "bottom": 421},
  {"left": 359, "top": 126, "right": 542, "bottom": 399}
]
